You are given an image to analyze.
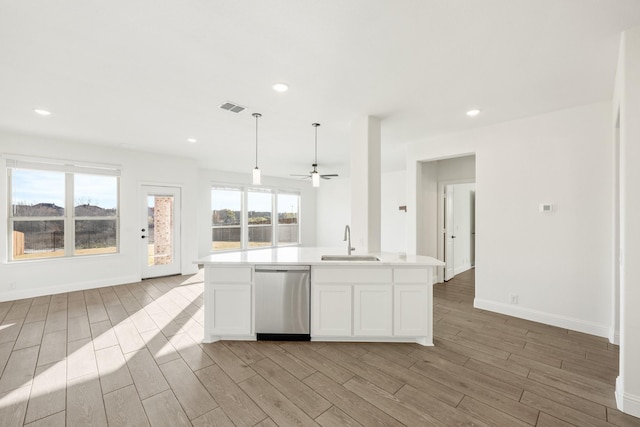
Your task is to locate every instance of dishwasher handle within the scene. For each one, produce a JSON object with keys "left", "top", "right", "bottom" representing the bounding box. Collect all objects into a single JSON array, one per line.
[{"left": 255, "top": 265, "right": 310, "bottom": 273}]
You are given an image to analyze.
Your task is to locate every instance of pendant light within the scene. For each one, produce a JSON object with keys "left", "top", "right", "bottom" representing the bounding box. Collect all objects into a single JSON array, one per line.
[
  {"left": 311, "top": 123, "right": 320, "bottom": 187},
  {"left": 252, "top": 112, "right": 262, "bottom": 185}
]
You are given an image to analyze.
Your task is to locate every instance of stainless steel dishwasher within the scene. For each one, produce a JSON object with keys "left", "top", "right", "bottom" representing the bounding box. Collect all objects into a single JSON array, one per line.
[{"left": 254, "top": 265, "right": 310, "bottom": 341}]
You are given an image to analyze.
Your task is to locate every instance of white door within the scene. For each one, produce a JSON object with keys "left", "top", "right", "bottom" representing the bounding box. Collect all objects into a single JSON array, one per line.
[
  {"left": 141, "top": 185, "right": 181, "bottom": 279},
  {"left": 444, "top": 185, "right": 455, "bottom": 281}
]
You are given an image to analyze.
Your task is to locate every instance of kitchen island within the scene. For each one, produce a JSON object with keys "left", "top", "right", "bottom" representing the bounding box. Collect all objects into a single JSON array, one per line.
[{"left": 197, "top": 247, "right": 444, "bottom": 346}]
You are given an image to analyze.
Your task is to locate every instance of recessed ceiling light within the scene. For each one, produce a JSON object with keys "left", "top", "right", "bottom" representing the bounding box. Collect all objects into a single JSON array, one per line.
[
  {"left": 34, "top": 109, "right": 51, "bottom": 116},
  {"left": 466, "top": 109, "right": 481, "bottom": 117},
  {"left": 187, "top": 138, "right": 197, "bottom": 143},
  {"left": 272, "top": 83, "right": 289, "bottom": 93}
]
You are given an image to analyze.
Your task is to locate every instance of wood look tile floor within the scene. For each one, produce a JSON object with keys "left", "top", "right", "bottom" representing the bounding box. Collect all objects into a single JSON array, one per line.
[{"left": 0, "top": 269, "right": 638, "bottom": 426}]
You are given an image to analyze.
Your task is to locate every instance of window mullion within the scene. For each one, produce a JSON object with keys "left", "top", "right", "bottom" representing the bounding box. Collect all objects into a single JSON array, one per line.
[
  {"left": 65, "top": 172, "right": 74, "bottom": 256},
  {"left": 7, "top": 169, "right": 13, "bottom": 260},
  {"left": 242, "top": 188, "right": 248, "bottom": 250},
  {"left": 273, "top": 192, "right": 277, "bottom": 247}
]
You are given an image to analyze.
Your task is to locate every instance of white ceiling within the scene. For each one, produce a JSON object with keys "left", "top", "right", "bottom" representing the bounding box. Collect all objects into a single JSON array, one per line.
[{"left": 1, "top": 1, "right": 639, "bottom": 177}]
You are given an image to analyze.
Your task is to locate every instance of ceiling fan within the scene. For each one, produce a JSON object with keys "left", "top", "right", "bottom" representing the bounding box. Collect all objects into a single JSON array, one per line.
[{"left": 291, "top": 123, "right": 339, "bottom": 186}]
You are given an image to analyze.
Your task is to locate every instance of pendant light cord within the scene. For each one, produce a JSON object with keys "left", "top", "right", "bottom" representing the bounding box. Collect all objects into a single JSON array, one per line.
[
  {"left": 312, "top": 123, "right": 320, "bottom": 170},
  {"left": 253, "top": 113, "right": 262, "bottom": 168}
]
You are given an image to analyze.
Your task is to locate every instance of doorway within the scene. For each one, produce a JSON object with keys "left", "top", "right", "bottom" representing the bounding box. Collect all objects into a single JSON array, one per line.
[
  {"left": 417, "top": 154, "right": 476, "bottom": 284},
  {"left": 140, "top": 185, "right": 182, "bottom": 279}
]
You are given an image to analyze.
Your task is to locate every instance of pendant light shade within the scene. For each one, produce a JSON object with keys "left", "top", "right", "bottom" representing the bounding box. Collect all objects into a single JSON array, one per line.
[
  {"left": 252, "top": 112, "right": 262, "bottom": 185},
  {"left": 311, "top": 169, "right": 320, "bottom": 187}
]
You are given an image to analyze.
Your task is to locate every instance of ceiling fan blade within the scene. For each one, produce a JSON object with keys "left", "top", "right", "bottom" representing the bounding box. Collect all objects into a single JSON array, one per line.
[{"left": 320, "top": 174, "right": 339, "bottom": 178}]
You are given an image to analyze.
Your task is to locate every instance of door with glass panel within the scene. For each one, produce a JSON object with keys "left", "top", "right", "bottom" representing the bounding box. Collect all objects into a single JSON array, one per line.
[{"left": 141, "top": 185, "right": 181, "bottom": 279}]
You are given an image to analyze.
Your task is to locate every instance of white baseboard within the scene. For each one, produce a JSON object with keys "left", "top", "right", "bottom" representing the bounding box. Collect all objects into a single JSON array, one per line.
[
  {"left": 474, "top": 298, "right": 610, "bottom": 338},
  {"left": 183, "top": 264, "right": 200, "bottom": 275},
  {"left": 609, "top": 328, "right": 621, "bottom": 345},
  {"left": 453, "top": 263, "right": 472, "bottom": 276},
  {"left": 616, "top": 376, "right": 640, "bottom": 418},
  {"left": 0, "top": 274, "right": 139, "bottom": 302}
]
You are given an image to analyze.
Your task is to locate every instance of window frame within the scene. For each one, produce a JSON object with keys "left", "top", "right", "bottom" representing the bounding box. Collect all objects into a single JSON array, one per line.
[
  {"left": 7, "top": 155, "right": 121, "bottom": 262},
  {"left": 211, "top": 184, "right": 300, "bottom": 252}
]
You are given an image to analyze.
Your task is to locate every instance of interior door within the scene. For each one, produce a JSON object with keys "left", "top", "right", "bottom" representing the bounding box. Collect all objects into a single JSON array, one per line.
[
  {"left": 470, "top": 190, "right": 476, "bottom": 267},
  {"left": 141, "top": 185, "right": 181, "bottom": 279},
  {"left": 444, "top": 185, "right": 455, "bottom": 281}
]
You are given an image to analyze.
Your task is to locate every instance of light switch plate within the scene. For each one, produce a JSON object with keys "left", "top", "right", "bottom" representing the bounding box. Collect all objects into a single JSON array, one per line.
[{"left": 539, "top": 203, "right": 553, "bottom": 213}]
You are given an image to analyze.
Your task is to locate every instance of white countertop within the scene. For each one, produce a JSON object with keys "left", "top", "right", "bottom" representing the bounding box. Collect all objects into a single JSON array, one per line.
[{"left": 196, "top": 247, "right": 445, "bottom": 267}]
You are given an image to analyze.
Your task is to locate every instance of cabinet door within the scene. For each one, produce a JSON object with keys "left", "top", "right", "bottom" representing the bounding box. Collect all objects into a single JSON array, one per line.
[
  {"left": 312, "top": 285, "right": 352, "bottom": 337},
  {"left": 353, "top": 285, "right": 392, "bottom": 336},
  {"left": 393, "top": 285, "right": 430, "bottom": 337},
  {"left": 208, "top": 284, "right": 252, "bottom": 336}
]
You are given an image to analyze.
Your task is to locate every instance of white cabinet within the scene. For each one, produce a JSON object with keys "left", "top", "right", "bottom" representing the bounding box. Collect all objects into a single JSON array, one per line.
[
  {"left": 201, "top": 262, "right": 435, "bottom": 346},
  {"left": 312, "top": 285, "right": 352, "bottom": 336},
  {"left": 204, "top": 266, "right": 253, "bottom": 342},
  {"left": 394, "top": 285, "right": 429, "bottom": 337},
  {"left": 353, "top": 285, "right": 392, "bottom": 336},
  {"left": 209, "top": 284, "right": 251, "bottom": 335},
  {"left": 311, "top": 266, "right": 432, "bottom": 345}
]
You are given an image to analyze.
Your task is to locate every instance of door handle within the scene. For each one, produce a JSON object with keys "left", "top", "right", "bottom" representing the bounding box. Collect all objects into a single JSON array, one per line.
[
  {"left": 141, "top": 235, "right": 147, "bottom": 239},
  {"left": 141, "top": 228, "right": 146, "bottom": 232},
  {"left": 451, "top": 235, "right": 457, "bottom": 239}
]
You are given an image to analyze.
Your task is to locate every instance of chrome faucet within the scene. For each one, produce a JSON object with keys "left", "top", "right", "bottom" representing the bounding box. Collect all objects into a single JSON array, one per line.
[{"left": 344, "top": 225, "right": 355, "bottom": 255}]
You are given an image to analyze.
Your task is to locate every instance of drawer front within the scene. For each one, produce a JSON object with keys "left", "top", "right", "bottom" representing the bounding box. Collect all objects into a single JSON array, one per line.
[
  {"left": 207, "top": 266, "right": 252, "bottom": 283},
  {"left": 393, "top": 268, "right": 429, "bottom": 283},
  {"left": 313, "top": 267, "right": 392, "bottom": 284}
]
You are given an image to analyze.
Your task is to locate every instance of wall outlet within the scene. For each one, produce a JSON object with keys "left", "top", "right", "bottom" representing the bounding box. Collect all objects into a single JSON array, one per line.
[
  {"left": 509, "top": 294, "right": 518, "bottom": 304},
  {"left": 9, "top": 282, "right": 16, "bottom": 290}
]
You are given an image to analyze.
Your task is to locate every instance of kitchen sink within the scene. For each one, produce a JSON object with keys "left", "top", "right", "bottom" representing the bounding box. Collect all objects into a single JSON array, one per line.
[{"left": 320, "top": 255, "right": 381, "bottom": 261}]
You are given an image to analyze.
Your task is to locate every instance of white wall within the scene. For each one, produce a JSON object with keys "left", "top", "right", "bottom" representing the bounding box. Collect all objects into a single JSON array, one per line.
[
  {"left": 0, "top": 130, "right": 200, "bottom": 301},
  {"left": 614, "top": 26, "right": 640, "bottom": 418},
  {"left": 350, "top": 116, "right": 381, "bottom": 253},
  {"left": 381, "top": 170, "right": 407, "bottom": 253},
  {"left": 316, "top": 171, "right": 408, "bottom": 253},
  {"left": 315, "top": 177, "right": 350, "bottom": 248},
  {"left": 406, "top": 102, "right": 613, "bottom": 338},
  {"left": 196, "top": 169, "right": 317, "bottom": 258},
  {"left": 437, "top": 156, "right": 476, "bottom": 182}
]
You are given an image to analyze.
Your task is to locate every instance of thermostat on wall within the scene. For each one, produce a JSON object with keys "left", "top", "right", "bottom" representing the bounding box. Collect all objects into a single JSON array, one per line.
[{"left": 539, "top": 203, "right": 553, "bottom": 213}]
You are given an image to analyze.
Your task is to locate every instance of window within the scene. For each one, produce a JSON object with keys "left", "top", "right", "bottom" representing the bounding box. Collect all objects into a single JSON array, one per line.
[
  {"left": 11, "top": 169, "right": 66, "bottom": 259},
  {"left": 248, "top": 190, "right": 272, "bottom": 248},
  {"left": 277, "top": 193, "right": 299, "bottom": 245},
  {"left": 211, "top": 187, "right": 242, "bottom": 251},
  {"left": 74, "top": 174, "right": 118, "bottom": 255},
  {"left": 8, "top": 157, "right": 120, "bottom": 261},
  {"left": 211, "top": 186, "right": 300, "bottom": 251}
]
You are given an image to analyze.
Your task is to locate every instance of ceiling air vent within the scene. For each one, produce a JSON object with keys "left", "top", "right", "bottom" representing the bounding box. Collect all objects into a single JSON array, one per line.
[{"left": 219, "top": 101, "right": 246, "bottom": 113}]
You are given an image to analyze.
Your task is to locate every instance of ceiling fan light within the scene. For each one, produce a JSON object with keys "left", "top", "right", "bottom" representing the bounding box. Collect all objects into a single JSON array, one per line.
[{"left": 311, "top": 171, "right": 320, "bottom": 187}]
